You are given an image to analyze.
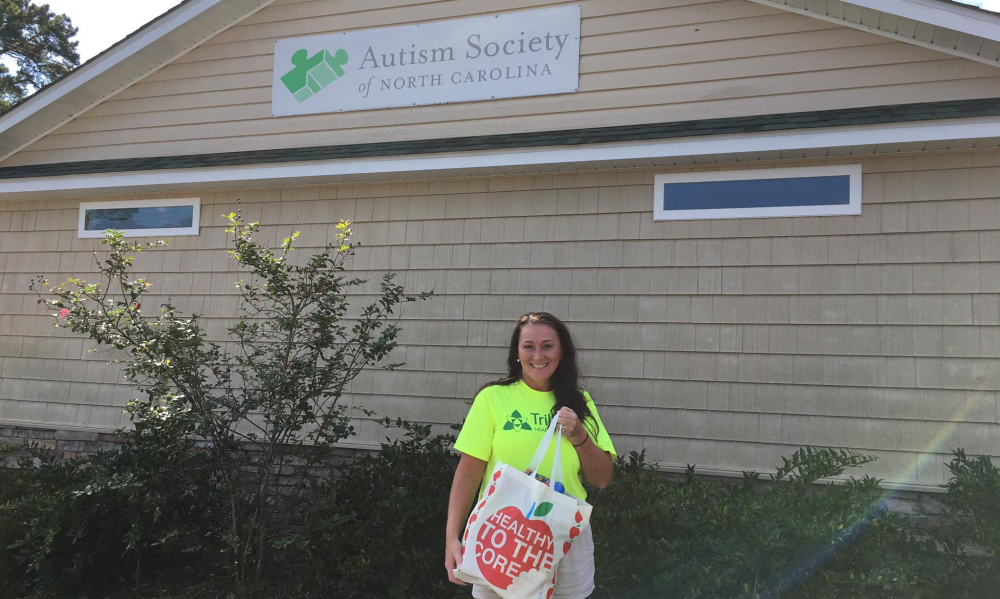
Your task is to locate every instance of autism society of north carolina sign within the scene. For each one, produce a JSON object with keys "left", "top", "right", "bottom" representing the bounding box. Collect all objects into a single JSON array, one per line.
[{"left": 270, "top": 5, "right": 580, "bottom": 116}]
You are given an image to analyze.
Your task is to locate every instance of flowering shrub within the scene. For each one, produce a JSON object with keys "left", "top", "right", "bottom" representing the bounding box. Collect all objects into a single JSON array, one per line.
[{"left": 29, "top": 212, "right": 429, "bottom": 589}]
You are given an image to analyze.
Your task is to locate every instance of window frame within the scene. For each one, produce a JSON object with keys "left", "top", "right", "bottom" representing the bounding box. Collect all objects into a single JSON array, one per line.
[
  {"left": 652, "top": 165, "right": 862, "bottom": 221},
  {"left": 78, "top": 197, "right": 201, "bottom": 238}
]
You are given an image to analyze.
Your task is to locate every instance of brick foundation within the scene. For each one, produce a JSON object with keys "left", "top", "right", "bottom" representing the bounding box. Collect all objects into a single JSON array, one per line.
[
  {"left": 1, "top": 425, "right": 123, "bottom": 465},
  {"left": 0, "top": 424, "right": 945, "bottom": 518},
  {"left": 0, "top": 423, "right": 374, "bottom": 474}
]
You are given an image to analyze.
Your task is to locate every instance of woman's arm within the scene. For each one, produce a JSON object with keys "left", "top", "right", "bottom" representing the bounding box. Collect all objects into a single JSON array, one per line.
[
  {"left": 555, "top": 406, "right": 613, "bottom": 489},
  {"left": 445, "top": 453, "right": 487, "bottom": 585},
  {"left": 573, "top": 429, "right": 613, "bottom": 488}
]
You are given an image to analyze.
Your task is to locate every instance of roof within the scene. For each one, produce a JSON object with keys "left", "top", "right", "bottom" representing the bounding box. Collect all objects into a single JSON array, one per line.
[
  {"left": 0, "top": 0, "right": 196, "bottom": 120},
  {"left": 2, "top": 0, "right": 1000, "bottom": 171},
  {"left": 1, "top": 97, "right": 997, "bottom": 181},
  {"left": 748, "top": 0, "right": 1000, "bottom": 67},
  {"left": 936, "top": 0, "right": 1000, "bottom": 17},
  {"left": 0, "top": 0, "right": 276, "bottom": 163}
]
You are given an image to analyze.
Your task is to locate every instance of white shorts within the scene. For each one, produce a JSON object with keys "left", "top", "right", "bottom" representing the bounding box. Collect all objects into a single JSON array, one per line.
[{"left": 471, "top": 524, "right": 595, "bottom": 599}]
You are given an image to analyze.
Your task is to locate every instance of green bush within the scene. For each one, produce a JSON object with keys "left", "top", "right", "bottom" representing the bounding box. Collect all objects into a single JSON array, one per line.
[
  {"left": 4, "top": 428, "right": 1000, "bottom": 598},
  {"left": 589, "top": 448, "right": 923, "bottom": 599},
  {"left": 294, "top": 418, "right": 466, "bottom": 599},
  {"left": 32, "top": 215, "right": 430, "bottom": 587},
  {"left": 0, "top": 437, "right": 227, "bottom": 599},
  {"left": 913, "top": 450, "right": 1000, "bottom": 598}
]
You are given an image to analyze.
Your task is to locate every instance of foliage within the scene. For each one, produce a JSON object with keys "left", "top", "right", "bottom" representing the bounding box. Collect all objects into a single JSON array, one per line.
[
  {"left": 589, "top": 448, "right": 923, "bottom": 599},
  {"left": 15, "top": 213, "right": 1000, "bottom": 596},
  {"left": 915, "top": 450, "right": 1000, "bottom": 598},
  {"left": 5, "top": 429, "right": 1000, "bottom": 597},
  {"left": 30, "top": 211, "right": 429, "bottom": 588},
  {"left": 0, "top": 439, "right": 226, "bottom": 599},
  {"left": 0, "top": 0, "right": 79, "bottom": 111},
  {"left": 293, "top": 418, "right": 465, "bottom": 599}
]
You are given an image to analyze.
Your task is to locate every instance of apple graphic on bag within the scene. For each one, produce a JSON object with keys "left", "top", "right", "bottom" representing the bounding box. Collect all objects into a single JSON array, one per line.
[{"left": 475, "top": 502, "right": 555, "bottom": 590}]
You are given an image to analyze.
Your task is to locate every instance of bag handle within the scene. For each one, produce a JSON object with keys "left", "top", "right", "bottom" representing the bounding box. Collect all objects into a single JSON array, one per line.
[
  {"left": 552, "top": 424, "right": 564, "bottom": 490},
  {"left": 526, "top": 417, "right": 563, "bottom": 490}
]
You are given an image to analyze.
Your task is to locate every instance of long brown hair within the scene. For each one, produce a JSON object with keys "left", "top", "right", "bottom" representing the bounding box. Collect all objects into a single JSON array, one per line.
[{"left": 479, "top": 312, "right": 599, "bottom": 437}]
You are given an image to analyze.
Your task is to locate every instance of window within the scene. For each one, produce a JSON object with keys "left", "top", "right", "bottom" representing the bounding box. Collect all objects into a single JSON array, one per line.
[
  {"left": 78, "top": 198, "right": 200, "bottom": 238},
  {"left": 653, "top": 165, "right": 861, "bottom": 221}
]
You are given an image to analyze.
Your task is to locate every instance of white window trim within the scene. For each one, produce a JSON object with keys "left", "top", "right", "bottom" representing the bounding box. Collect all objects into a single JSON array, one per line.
[
  {"left": 78, "top": 197, "right": 201, "bottom": 238},
  {"left": 653, "top": 165, "right": 862, "bottom": 221}
]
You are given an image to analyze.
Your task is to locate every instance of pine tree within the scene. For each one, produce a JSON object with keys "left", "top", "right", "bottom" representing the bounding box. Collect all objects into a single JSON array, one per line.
[{"left": 0, "top": 0, "right": 79, "bottom": 112}]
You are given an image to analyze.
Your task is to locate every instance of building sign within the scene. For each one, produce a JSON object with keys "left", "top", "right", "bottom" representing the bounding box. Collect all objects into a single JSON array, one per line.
[{"left": 271, "top": 5, "right": 580, "bottom": 116}]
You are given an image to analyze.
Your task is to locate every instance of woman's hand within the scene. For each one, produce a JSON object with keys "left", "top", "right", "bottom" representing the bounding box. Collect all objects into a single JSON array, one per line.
[
  {"left": 445, "top": 536, "right": 466, "bottom": 585},
  {"left": 556, "top": 406, "right": 613, "bottom": 488},
  {"left": 556, "top": 406, "right": 587, "bottom": 445}
]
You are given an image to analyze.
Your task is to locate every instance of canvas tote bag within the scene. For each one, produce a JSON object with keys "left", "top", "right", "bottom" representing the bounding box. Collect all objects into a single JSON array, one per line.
[{"left": 454, "top": 418, "right": 593, "bottom": 599}]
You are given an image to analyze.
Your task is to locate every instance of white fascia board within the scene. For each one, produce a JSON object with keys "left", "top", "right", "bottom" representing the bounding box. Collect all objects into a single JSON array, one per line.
[
  {"left": 0, "top": 0, "right": 225, "bottom": 134},
  {"left": 4, "top": 116, "right": 1000, "bottom": 196},
  {"left": 848, "top": 0, "right": 1000, "bottom": 42},
  {"left": 0, "top": 0, "right": 277, "bottom": 165},
  {"left": 745, "top": 0, "right": 1000, "bottom": 67}
]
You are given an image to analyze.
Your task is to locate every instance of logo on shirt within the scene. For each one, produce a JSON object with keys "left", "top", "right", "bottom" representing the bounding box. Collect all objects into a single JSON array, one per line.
[{"left": 503, "top": 410, "right": 533, "bottom": 432}]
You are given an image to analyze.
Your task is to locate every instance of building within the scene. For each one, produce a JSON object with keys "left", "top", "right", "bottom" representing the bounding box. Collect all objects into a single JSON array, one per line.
[{"left": 1, "top": 0, "right": 999, "bottom": 491}]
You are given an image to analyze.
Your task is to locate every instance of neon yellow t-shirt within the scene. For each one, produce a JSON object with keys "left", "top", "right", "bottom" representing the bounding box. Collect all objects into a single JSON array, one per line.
[{"left": 454, "top": 379, "right": 617, "bottom": 501}]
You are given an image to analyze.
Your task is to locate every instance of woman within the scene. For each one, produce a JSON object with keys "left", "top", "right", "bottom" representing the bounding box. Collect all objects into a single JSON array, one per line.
[{"left": 445, "top": 312, "right": 616, "bottom": 599}]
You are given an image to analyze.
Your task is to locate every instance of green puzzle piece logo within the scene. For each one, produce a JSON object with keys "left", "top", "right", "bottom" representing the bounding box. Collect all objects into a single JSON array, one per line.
[{"left": 281, "top": 48, "right": 349, "bottom": 103}]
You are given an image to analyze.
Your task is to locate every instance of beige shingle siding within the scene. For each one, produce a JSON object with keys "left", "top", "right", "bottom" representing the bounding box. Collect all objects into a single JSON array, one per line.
[
  {"left": 6, "top": 0, "right": 1000, "bottom": 168},
  {"left": 2, "top": 151, "right": 1000, "bottom": 487}
]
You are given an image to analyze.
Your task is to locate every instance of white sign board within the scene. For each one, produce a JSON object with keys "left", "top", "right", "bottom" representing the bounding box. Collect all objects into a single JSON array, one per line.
[{"left": 271, "top": 5, "right": 580, "bottom": 116}]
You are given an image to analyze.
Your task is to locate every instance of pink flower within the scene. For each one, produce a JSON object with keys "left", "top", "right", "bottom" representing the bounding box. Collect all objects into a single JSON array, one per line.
[{"left": 58, "top": 308, "right": 70, "bottom": 319}]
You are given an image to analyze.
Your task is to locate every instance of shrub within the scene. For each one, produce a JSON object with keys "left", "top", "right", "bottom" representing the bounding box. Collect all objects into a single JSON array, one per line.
[
  {"left": 915, "top": 450, "right": 1000, "bottom": 598},
  {"left": 31, "top": 212, "right": 430, "bottom": 587},
  {"left": 0, "top": 437, "right": 227, "bottom": 599},
  {"left": 294, "top": 418, "right": 465, "bottom": 599},
  {"left": 5, "top": 431, "right": 1000, "bottom": 598},
  {"left": 589, "top": 448, "right": 923, "bottom": 599}
]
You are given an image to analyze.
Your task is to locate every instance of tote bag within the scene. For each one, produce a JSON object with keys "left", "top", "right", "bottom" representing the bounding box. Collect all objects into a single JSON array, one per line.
[{"left": 454, "top": 418, "right": 593, "bottom": 599}]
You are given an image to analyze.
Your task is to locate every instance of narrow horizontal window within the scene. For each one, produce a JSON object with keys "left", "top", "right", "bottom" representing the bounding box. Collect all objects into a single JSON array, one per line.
[
  {"left": 78, "top": 198, "right": 200, "bottom": 238},
  {"left": 653, "top": 165, "right": 861, "bottom": 221}
]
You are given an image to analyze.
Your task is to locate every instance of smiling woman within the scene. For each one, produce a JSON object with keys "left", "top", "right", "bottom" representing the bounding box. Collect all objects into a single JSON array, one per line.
[{"left": 445, "top": 312, "right": 617, "bottom": 599}]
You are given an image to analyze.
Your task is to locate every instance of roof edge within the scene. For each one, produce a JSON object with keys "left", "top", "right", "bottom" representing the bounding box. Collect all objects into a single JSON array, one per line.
[
  {"left": 845, "top": 0, "right": 1000, "bottom": 42},
  {"left": 935, "top": 0, "right": 1000, "bottom": 18},
  {"left": 0, "top": 0, "right": 224, "bottom": 133},
  {"left": 5, "top": 114, "right": 1000, "bottom": 198},
  {"left": 0, "top": 0, "right": 278, "bottom": 164},
  {"left": 1, "top": 97, "right": 998, "bottom": 181},
  {"left": 747, "top": 0, "right": 1000, "bottom": 63},
  {"left": 0, "top": 0, "right": 197, "bottom": 120}
]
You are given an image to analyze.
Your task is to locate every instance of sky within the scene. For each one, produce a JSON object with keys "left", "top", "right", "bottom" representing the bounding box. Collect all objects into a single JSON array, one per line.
[
  {"left": 957, "top": 0, "right": 1000, "bottom": 12},
  {"left": 3, "top": 0, "right": 999, "bottom": 75},
  {"left": 46, "top": 0, "right": 185, "bottom": 64},
  {"left": 45, "top": 0, "right": 1000, "bottom": 64},
  {"left": 1, "top": 0, "right": 183, "bottom": 95},
  {"left": 958, "top": 0, "right": 1000, "bottom": 12}
]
